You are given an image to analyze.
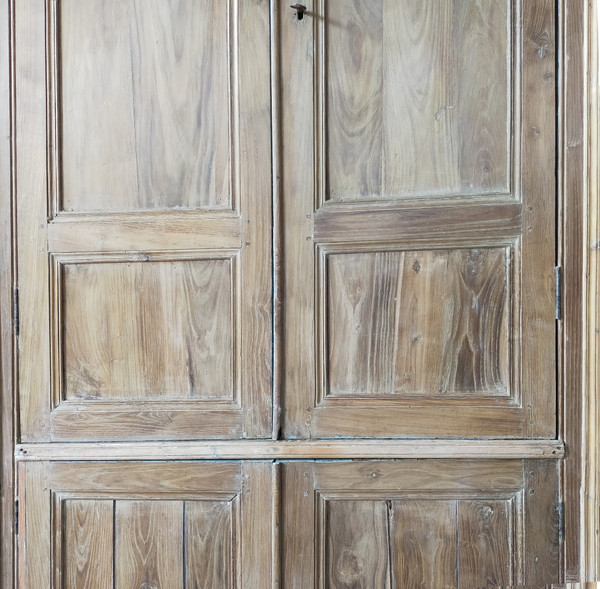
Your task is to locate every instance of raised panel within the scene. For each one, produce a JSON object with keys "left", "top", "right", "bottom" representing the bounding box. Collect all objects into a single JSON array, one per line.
[
  {"left": 56, "top": 0, "right": 234, "bottom": 213},
  {"left": 321, "top": 246, "right": 512, "bottom": 400},
  {"left": 283, "top": 461, "right": 560, "bottom": 588},
  {"left": 19, "top": 461, "right": 273, "bottom": 588},
  {"left": 320, "top": 0, "right": 512, "bottom": 202},
  {"left": 55, "top": 254, "right": 237, "bottom": 403}
]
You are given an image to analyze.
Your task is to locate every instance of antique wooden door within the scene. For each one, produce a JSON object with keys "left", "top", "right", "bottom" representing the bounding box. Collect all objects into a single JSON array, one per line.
[{"left": 13, "top": 0, "right": 563, "bottom": 587}]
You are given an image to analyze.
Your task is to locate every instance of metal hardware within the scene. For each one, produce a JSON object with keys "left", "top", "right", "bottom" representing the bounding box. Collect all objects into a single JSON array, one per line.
[
  {"left": 290, "top": 3, "right": 307, "bottom": 20},
  {"left": 555, "top": 266, "right": 562, "bottom": 320},
  {"left": 13, "top": 287, "right": 19, "bottom": 337}
]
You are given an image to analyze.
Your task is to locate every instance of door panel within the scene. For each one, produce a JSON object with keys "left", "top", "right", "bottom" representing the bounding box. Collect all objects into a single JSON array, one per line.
[
  {"left": 15, "top": 0, "right": 272, "bottom": 441},
  {"left": 281, "top": 460, "right": 560, "bottom": 588},
  {"left": 17, "top": 461, "right": 273, "bottom": 588},
  {"left": 280, "top": 0, "right": 556, "bottom": 439}
]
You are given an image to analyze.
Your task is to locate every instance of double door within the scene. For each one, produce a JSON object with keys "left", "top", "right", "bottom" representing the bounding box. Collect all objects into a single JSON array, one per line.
[{"left": 14, "top": 0, "right": 562, "bottom": 586}]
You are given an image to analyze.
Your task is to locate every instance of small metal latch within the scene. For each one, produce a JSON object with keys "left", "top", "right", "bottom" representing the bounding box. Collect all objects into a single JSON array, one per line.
[{"left": 290, "top": 4, "right": 307, "bottom": 20}]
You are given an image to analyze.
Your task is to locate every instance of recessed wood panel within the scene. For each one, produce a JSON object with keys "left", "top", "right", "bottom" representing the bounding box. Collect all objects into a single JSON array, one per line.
[
  {"left": 323, "top": 0, "right": 511, "bottom": 201},
  {"left": 60, "top": 257, "right": 235, "bottom": 401},
  {"left": 324, "top": 248, "right": 510, "bottom": 398},
  {"left": 59, "top": 498, "right": 236, "bottom": 589},
  {"left": 58, "top": 0, "right": 233, "bottom": 212}
]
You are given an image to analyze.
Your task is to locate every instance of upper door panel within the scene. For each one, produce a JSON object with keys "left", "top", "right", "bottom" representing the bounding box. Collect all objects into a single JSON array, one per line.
[
  {"left": 15, "top": 0, "right": 272, "bottom": 441},
  {"left": 322, "top": 0, "right": 512, "bottom": 202},
  {"left": 56, "top": 0, "right": 234, "bottom": 214},
  {"left": 280, "top": 0, "right": 556, "bottom": 439}
]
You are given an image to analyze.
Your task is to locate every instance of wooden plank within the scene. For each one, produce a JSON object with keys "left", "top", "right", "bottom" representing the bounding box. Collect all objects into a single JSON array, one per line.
[
  {"left": 15, "top": 440, "right": 565, "bottom": 461},
  {"left": 325, "top": 0, "right": 383, "bottom": 200},
  {"left": 240, "top": 462, "right": 272, "bottom": 587},
  {"left": 0, "top": 0, "right": 13, "bottom": 582},
  {"left": 49, "top": 405, "right": 243, "bottom": 441},
  {"left": 59, "top": 0, "right": 231, "bottom": 212},
  {"left": 458, "top": 499, "right": 512, "bottom": 587},
  {"left": 281, "top": 463, "right": 315, "bottom": 589},
  {"left": 280, "top": 0, "right": 316, "bottom": 439},
  {"left": 15, "top": 0, "right": 51, "bottom": 441},
  {"left": 238, "top": 0, "right": 272, "bottom": 438},
  {"left": 49, "top": 461, "right": 241, "bottom": 495},
  {"left": 47, "top": 215, "right": 241, "bottom": 252},
  {"left": 323, "top": 500, "right": 391, "bottom": 588},
  {"left": 390, "top": 501, "right": 457, "bottom": 589},
  {"left": 314, "top": 202, "right": 522, "bottom": 243},
  {"left": 315, "top": 460, "right": 524, "bottom": 495},
  {"left": 17, "top": 463, "right": 50, "bottom": 589},
  {"left": 63, "top": 500, "right": 113, "bottom": 589},
  {"left": 561, "top": 0, "right": 587, "bottom": 578},
  {"left": 521, "top": 0, "right": 557, "bottom": 438},
  {"left": 312, "top": 406, "right": 525, "bottom": 439},
  {"left": 523, "top": 459, "right": 561, "bottom": 584},
  {"left": 185, "top": 500, "right": 234, "bottom": 588},
  {"left": 115, "top": 500, "right": 183, "bottom": 588}
]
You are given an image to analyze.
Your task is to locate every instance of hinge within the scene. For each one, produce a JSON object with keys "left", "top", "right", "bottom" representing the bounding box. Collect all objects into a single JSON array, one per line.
[
  {"left": 13, "top": 287, "right": 19, "bottom": 337},
  {"left": 555, "top": 266, "right": 562, "bottom": 320},
  {"left": 14, "top": 499, "right": 18, "bottom": 536}
]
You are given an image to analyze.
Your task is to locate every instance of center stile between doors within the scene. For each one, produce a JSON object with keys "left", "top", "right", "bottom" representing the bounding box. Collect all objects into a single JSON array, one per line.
[{"left": 12, "top": 0, "right": 568, "bottom": 587}]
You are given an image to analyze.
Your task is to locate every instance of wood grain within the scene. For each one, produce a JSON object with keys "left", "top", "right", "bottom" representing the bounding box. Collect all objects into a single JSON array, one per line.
[
  {"left": 458, "top": 500, "right": 512, "bottom": 587},
  {"left": 63, "top": 500, "right": 113, "bottom": 589},
  {"left": 59, "top": 0, "right": 231, "bottom": 212},
  {"left": 115, "top": 500, "right": 183, "bottom": 588},
  {"left": 326, "top": 248, "right": 508, "bottom": 397},
  {"left": 185, "top": 500, "right": 234, "bottom": 588},
  {"left": 391, "top": 501, "right": 457, "bottom": 589},
  {"left": 325, "top": 0, "right": 509, "bottom": 200},
  {"left": 324, "top": 500, "right": 391, "bottom": 588},
  {"left": 62, "top": 258, "right": 233, "bottom": 401}
]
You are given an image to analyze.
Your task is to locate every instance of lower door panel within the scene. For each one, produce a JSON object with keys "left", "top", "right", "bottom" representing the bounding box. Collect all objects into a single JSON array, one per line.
[
  {"left": 17, "top": 461, "right": 273, "bottom": 588},
  {"left": 281, "top": 460, "right": 560, "bottom": 588}
]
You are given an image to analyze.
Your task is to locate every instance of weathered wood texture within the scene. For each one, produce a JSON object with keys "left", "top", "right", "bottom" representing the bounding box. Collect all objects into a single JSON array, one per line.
[
  {"left": 283, "top": 460, "right": 560, "bottom": 588},
  {"left": 0, "top": 0, "right": 13, "bottom": 584},
  {"left": 281, "top": 0, "right": 556, "bottom": 439},
  {"left": 561, "top": 0, "right": 587, "bottom": 579},
  {"left": 15, "top": 0, "right": 272, "bottom": 441},
  {"left": 326, "top": 248, "right": 509, "bottom": 397},
  {"left": 324, "top": 0, "right": 510, "bottom": 200},
  {"left": 61, "top": 258, "right": 234, "bottom": 401},
  {"left": 59, "top": 0, "right": 231, "bottom": 212},
  {"left": 18, "top": 461, "right": 272, "bottom": 588}
]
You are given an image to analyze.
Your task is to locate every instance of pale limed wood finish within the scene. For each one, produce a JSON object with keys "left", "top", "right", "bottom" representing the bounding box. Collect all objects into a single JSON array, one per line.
[
  {"left": 17, "top": 461, "right": 273, "bottom": 588},
  {"left": 282, "top": 460, "right": 560, "bottom": 587},
  {"left": 59, "top": 0, "right": 231, "bottom": 212},
  {"left": 0, "top": 0, "right": 13, "bottom": 584},
  {"left": 15, "top": 0, "right": 272, "bottom": 441},
  {"left": 325, "top": 0, "right": 510, "bottom": 200},
  {"left": 281, "top": 0, "right": 557, "bottom": 440}
]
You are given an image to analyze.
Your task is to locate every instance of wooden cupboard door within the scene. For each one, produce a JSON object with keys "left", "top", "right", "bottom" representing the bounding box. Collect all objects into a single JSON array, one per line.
[
  {"left": 15, "top": 0, "right": 272, "bottom": 441},
  {"left": 279, "top": 0, "right": 557, "bottom": 439},
  {"left": 281, "top": 460, "right": 560, "bottom": 588},
  {"left": 17, "top": 461, "right": 273, "bottom": 588}
]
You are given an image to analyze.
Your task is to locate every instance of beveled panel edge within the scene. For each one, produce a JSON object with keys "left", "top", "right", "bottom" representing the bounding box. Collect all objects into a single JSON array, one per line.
[
  {"left": 315, "top": 242, "right": 519, "bottom": 406},
  {"left": 46, "top": 0, "right": 240, "bottom": 217},
  {"left": 313, "top": 0, "right": 519, "bottom": 206},
  {"left": 49, "top": 250, "right": 242, "bottom": 409},
  {"left": 14, "top": 439, "right": 564, "bottom": 461}
]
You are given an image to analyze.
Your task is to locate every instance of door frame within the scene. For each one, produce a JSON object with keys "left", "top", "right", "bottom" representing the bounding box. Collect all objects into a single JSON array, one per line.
[{"left": 0, "top": 0, "right": 595, "bottom": 585}]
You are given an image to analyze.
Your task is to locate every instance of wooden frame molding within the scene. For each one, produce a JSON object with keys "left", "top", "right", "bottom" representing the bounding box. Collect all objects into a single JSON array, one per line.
[{"left": 585, "top": 0, "right": 600, "bottom": 580}]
